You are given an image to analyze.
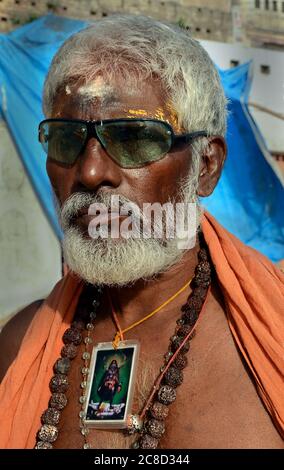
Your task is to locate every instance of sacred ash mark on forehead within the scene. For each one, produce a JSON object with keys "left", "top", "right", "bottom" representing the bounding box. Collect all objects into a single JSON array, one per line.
[
  {"left": 62, "top": 76, "right": 117, "bottom": 112},
  {"left": 77, "top": 76, "right": 115, "bottom": 102}
]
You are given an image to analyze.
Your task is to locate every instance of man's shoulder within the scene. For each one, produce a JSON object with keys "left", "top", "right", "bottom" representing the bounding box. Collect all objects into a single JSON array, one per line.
[{"left": 0, "top": 299, "right": 44, "bottom": 383}]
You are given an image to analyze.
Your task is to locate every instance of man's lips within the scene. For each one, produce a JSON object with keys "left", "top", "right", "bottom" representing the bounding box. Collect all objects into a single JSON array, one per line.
[{"left": 73, "top": 211, "right": 124, "bottom": 228}]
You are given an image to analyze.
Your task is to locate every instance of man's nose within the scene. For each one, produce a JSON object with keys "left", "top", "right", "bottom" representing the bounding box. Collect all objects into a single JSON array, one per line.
[{"left": 74, "top": 138, "right": 121, "bottom": 191}]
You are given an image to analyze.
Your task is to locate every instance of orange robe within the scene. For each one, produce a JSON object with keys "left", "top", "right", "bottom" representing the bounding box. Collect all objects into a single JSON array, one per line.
[{"left": 0, "top": 212, "right": 283, "bottom": 448}]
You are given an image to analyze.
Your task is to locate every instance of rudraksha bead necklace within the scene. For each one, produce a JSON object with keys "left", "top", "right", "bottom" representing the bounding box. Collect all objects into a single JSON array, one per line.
[{"left": 35, "top": 235, "right": 212, "bottom": 449}]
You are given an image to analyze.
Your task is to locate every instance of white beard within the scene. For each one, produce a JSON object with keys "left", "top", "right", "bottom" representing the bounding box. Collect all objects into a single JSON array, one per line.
[{"left": 58, "top": 173, "right": 202, "bottom": 287}]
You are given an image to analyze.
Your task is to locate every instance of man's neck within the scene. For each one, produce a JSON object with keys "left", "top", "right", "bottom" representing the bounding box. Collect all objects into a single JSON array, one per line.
[{"left": 107, "top": 241, "right": 200, "bottom": 329}]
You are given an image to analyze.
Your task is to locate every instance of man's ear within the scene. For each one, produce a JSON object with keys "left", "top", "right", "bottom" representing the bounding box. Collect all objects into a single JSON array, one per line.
[{"left": 197, "top": 136, "right": 227, "bottom": 197}]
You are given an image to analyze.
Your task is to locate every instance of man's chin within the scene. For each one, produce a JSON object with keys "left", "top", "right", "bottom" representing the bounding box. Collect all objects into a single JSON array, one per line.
[{"left": 62, "top": 228, "right": 184, "bottom": 287}]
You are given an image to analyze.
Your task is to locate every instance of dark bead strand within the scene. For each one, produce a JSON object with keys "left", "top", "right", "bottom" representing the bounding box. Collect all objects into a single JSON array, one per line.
[
  {"left": 176, "top": 324, "right": 192, "bottom": 338},
  {"left": 194, "top": 286, "right": 208, "bottom": 300},
  {"left": 37, "top": 424, "right": 58, "bottom": 443},
  {"left": 192, "top": 249, "right": 212, "bottom": 288},
  {"left": 41, "top": 408, "right": 61, "bottom": 426},
  {"left": 163, "top": 366, "right": 183, "bottom": 388},
  {"left": 35, "top": 287, "right": 103, "bottom": 449},
  {"left": 198, "top": 247, "right": 208, "bottom": 262},
  {"left": 146, "top": 419, "right": 165, "bottom": 439},
  {"left": 193, "top": 272, "right": 211, "bottom": 287},
  {"left": 134, "top": 237, "right": 211, "bottom": 449},
  {"left": 49, "top": 392, "right": 68, "bottom": 411},
  {"left": 49, "top": 374, "right": 69, "bottom": 393},
  {"left": 149, "top": 402, "right": 169, "bottom": 420},
  {"left": 172, "top": 353, "right": 188, "bottom": 370},
  {"left": 171, "top": 335, "right": 190, "bottom": 353},
  {"left": 35, "top": 441, "right": 53, "bottom": 449},
  {"left": 139, "top": 434, "right": 159, "bottom": 449},
  {"left": 61, "top": 343, "right": 78, "bottom": 359},
  {"left": 157, "top": 385, "right": 177, "bottom": 405},
  {"left": 182, "top": 309, "right": 199, "bottom": 326},
  {"left": 62, "top": 327, "right": 83, "bottom": 346},
  {"left": 54, "top": 357, "right": 71, "bottom": 375}
]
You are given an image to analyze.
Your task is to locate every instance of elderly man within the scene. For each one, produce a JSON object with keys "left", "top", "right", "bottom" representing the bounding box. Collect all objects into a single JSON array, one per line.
[{"left": 0, "top": 15, "right": 283, "bottom": 450}]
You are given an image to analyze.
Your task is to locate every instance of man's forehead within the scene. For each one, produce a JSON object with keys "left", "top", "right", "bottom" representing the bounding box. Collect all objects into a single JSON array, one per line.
[
  {"left": 57, "top": 75, "right": 165, "bottom": 106},
  {"left": 53, "top": 77, "right": 180, "bottom": 130}
]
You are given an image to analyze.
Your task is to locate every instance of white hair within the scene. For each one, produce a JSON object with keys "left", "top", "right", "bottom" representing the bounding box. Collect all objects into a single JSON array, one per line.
[{"left": 43, "top": 14, "right": 227, "bottom": 141}]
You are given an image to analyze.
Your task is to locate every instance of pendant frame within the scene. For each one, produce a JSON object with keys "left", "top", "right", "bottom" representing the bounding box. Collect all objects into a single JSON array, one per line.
[{"left": 83, "top": 340, "right": 140, "bottom": 429}]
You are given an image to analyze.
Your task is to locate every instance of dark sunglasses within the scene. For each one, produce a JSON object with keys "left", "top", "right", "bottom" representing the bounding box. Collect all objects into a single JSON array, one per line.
[{"left": 38, "top": 118, "right": 207, "bottom": 169}]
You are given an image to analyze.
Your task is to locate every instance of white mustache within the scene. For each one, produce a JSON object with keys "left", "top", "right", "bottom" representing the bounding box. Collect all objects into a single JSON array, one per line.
[{"left": 60, "top": 191, "right": 144, "bottom": 231}]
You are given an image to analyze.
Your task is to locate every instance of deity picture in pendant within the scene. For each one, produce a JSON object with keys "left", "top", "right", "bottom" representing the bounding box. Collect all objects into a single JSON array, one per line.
[{"left": 83, "top": 340, "right": 140, "bottom": 429}]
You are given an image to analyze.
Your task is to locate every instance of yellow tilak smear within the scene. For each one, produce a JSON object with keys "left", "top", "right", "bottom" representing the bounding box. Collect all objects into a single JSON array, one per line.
[
  {"left": 126, "top": 108, "right": 166, "bottom": 120},
  {"left": 165, "top": 102, "right": 181, "bottom": 132},
  {"left": 126, "top": 109, "right": 149, "bottom": 117},
  {"left": 153, "top": 107, "right": 166, "bottom": 121},
  {"left": 154, "top": 106, "right": 182, "bottom": 133},
  {"left": 124, "top": 106, "right": 181, "bottom": 133}
]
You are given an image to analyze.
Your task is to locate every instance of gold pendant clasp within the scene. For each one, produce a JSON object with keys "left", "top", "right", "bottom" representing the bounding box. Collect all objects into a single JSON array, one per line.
[{"left": 112, "top": 332, "right": 121, "bottom": 349}]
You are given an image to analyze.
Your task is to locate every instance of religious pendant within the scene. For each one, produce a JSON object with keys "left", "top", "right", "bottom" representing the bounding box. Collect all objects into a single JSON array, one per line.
[{"left": 83, "top": 340, "right": 140, "bottom": 429}]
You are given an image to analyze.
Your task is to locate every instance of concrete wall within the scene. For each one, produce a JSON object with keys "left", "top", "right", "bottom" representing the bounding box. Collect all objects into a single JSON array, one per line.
[
  {"left": 201, "top": 39, "right": 284, "bottom": 154},
  {"left": 0, "top": 119, "right": 61, "bottom": 326}
]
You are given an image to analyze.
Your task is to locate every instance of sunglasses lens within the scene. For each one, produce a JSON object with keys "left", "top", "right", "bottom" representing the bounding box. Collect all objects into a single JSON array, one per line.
[
  {"left": 96, "top": 120, "right": 172, "bottom": 168},
  {"left": 39, "top": 121, "right": 87, "bottom": 164}
]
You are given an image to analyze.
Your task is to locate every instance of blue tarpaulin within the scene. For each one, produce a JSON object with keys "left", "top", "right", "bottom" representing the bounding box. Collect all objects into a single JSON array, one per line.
[{"left": 0, "top": 15, "right": 283, "bottom": 261}]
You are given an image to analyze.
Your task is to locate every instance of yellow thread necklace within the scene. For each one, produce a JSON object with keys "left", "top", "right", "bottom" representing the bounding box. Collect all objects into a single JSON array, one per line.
[{"left": 109, "top": 277, "right": 193, "bottom": 349}]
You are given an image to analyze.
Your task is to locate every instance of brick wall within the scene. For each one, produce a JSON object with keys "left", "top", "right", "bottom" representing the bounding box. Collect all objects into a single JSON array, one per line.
[
  {"left": 0, "top": 0, "right": 283, "bottom": 48},
  {"left": 240, "top": 0, "right": 284, "bottom": 48},
  {"left": 0, "top": 0, "right": 233, "bottom": 43}
]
